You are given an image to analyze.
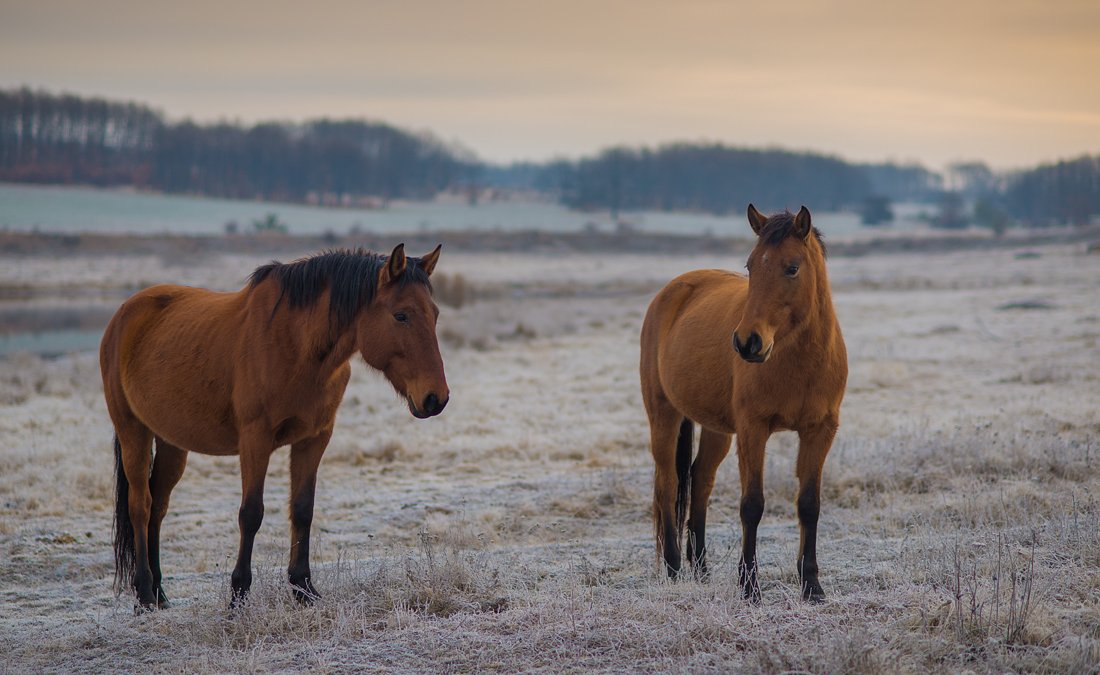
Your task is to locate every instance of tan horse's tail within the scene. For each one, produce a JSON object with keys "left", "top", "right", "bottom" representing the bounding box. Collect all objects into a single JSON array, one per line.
[
  {"left": 675, "top": 418, "right": 693, "bottom": 538},
  {"left": 112, "top": 434, "right": 135, "bottom": 595}
]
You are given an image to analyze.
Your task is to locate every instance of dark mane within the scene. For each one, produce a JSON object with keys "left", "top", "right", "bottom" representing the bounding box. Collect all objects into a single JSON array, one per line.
[
  {"left": 248, "top": 248, "right": 432, "bottom": 330},
  {"left": 760, "top": 211, "right": 827, "bottom": 258}
]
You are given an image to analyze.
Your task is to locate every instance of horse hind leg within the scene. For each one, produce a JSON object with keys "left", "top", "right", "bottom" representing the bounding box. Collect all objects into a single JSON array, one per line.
[
  {"left": 148, "top": 437, "right": 188, "bottom": 609},
  {"left": 648, "top": 403, "right": 692, "bottom": 578},
  {"left": 686, "top": 427, "right": 733, "bottom": 580},
  {"left": 112, "top": 418, "right": 156, "bottom": 610}
]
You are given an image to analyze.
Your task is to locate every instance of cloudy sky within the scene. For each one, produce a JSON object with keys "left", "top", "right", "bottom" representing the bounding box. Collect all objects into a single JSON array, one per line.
[{"left": 2, "top": 0, "right": 1098, "bottom": 169}]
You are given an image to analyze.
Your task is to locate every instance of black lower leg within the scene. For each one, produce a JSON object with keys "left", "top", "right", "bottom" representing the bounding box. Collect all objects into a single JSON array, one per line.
[
  {"left": 132, "top": 549, "right": 157, "bottom": 610},
  {"left": 148, "top": 521, "right": 169, "bottom": 608},
  {"left": 288, "top": 491, "right": 319, "bottom": 603},
  {"left": 797, "top": 487, "right": 824, "bottom": 602},
  {"left": 739, "top": 492, "right": 764, "bottom": 602},
  {"left": 687, "top": 518, "right": 708, "bottom": 580},
  {"left": 662, "top": 519, "right": 682, "bottom": 578},
  {"left": 231, "top": 496, "right": 264, "bottom": 604}
]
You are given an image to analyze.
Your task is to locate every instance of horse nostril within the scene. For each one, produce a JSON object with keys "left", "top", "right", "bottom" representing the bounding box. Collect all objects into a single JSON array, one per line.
[
  {"left": 423, "top": 393, "right": 449, "bottom": 415},
  {"left": 748, "top": 332, "right": 762, "bottom": 356},
  {"left": 734, "top": 332, "right": 762, "bottom": 357},
  {"left": 423, "top": 394, "right": 439, "bottom": 414}
]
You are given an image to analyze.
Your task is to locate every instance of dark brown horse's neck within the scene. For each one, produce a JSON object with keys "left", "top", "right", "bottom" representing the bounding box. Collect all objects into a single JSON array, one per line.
[
  {"left": 262, "top": 287, "right": 360, "bottom": 380},
  {"left": 315, "top": 325, "right": 360, "bottom": 375}
]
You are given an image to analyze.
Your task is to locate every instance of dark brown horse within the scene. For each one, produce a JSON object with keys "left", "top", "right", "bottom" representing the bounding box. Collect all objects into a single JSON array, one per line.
[
  {"left": 640, "top": 205, "right": 847, "bottom": 602},
  {"left": 100, "top": 244, "right": 448, "bottom": 610}
]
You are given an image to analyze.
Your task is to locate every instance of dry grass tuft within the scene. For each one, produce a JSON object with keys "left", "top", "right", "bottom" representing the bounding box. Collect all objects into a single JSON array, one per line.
[{"left": 432, "top": 272, "right": 472, "bottom": 309}]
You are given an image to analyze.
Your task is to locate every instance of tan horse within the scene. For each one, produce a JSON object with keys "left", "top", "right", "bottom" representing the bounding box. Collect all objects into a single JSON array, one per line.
[
  {"left": 640, "top": 205, "right": 847, "bottom": 601},
  {"left": 100, "top": 244, "right": 448, "bottom": 610}
]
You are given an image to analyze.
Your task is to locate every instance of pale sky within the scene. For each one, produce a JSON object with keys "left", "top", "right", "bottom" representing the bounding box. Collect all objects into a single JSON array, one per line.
[{"left": 2, "top": 0, "right": 1099, "bottom": 169}]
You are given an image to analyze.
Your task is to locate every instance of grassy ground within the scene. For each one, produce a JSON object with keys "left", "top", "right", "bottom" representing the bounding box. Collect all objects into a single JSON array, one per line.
[{"left": 1, "top": 240, "right": 1098, "bottom": 672}]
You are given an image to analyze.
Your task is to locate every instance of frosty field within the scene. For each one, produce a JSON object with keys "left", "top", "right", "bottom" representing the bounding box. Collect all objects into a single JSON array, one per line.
[{"left": 1, "top": 238, "right": 1098, "bottom": 672}]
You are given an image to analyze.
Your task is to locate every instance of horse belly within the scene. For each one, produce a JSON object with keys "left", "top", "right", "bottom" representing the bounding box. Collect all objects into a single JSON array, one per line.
[
  {"left": 643, "top": 271, "right": 744, "bottom": 435},
  {"left": 125, "top": 374, "right": 240, "bottom": 454},
  {"left": 120, "top": 315, "right": 242, "bottom": 454},
  {"left": 658, "top": 326, "right": 737, "bottom": 434}
]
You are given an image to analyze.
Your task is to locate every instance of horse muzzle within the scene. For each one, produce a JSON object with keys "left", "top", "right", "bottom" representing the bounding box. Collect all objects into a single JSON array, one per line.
[
  {"left": 408, "top": 393, "right": 448, "bottom": 419},
  {"left": 733, "top": 331, "right": 773, "bottom": 363}
]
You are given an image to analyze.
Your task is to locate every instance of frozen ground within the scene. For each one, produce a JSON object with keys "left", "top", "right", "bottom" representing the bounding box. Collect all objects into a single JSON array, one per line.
[{"left": 0, "top": 241, "right": 1098, "bottom": 672}]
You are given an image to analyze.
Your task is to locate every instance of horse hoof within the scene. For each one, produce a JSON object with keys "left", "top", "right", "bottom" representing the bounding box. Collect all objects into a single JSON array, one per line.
[
  {"left": 741, "top": 585, "right": 762, "bottom": 605},
  {"left": 801, "top": 579, "right": 826, "bottom": 603},
  {"left": 291, "top": 585, "right": 321, "bottom": 605},
  {"left": 229, "top": 590, "right": 250, "bottom": 610},
  {"left": 290, "top": 574, "right": 321, "bottom": 605}
]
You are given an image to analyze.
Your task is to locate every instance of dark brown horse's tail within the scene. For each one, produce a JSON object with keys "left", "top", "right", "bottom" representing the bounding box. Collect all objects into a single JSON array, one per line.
[
  {"left": 112, "top": 434, "right": 135, "bottom": 594},
  {"left": 675, "top": 418, "right": 693, "bottom": 538}
]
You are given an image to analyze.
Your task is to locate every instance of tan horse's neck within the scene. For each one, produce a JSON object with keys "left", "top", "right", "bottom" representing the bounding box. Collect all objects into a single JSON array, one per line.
[
  {"left": 804, "top": 260, "right": 841, "bottom": 352},
  {"left": 770, "top": 244, "right": 841, "bottom": 365}
]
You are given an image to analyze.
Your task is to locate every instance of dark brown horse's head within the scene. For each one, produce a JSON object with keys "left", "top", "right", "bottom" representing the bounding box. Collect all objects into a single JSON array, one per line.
[
  {"left": 359, "top": 244, "right": 449, "bottom": 418},
  {"left": 733, "top": 204, "right": 827, "bottom": 363}
]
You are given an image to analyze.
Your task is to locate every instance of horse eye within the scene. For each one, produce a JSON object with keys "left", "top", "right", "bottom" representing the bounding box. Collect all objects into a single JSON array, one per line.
[
  {"left": 394, "top": 312, "right": 409, "bottom": 323},
  {"left": 785, "top": 265, "right": 800, "bottom": 277}
]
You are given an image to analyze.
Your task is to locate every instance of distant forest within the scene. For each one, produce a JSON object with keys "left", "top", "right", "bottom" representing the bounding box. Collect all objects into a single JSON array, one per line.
[
  {"left": 0, "top": 87, "right": 474, "bottom": 202},
  {"left": 530, "top": 148, "right": 938, "bottom": 215},
  {"left": 2, "top": 87, "right": 1098, "bottom": 227}
]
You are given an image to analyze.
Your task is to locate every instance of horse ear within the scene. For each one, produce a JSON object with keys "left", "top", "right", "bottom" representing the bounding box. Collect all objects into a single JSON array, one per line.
[
  {"left": 381, "top": 243, "right": 407, "bottom": 284},
  {"left": 418, "top": 244, "right": 441, "bottom": 276},
  {"left": 793, "top": 205, "right": 812, "bottom": 239},
  {"left": 747, "top": 203, "right": 768, "bottom": 235}
]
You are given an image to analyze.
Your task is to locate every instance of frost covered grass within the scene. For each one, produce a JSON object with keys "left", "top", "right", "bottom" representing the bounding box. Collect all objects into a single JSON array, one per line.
[{"left": 1, "top": 242, "right": 1099, "bottom": 672}]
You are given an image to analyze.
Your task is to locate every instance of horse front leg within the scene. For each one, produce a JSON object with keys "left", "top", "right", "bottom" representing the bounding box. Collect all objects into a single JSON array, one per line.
[
  {"left": 736, "top": 423, "right": 768, "bottom": 603},
  {"left": 287, "top": 428, "right": 332, "bottom": 604},
  {"left": 795, "top": 419, "right": 838, "bottom": 602},
  {"left": 230, "top": 428, "right": 274, "bottom": 606}
]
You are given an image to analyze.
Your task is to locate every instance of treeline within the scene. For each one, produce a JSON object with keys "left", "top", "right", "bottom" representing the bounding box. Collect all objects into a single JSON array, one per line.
[
  {"left": 3, "top": 87, "right": 1099, "bottom": 227},
  {"left": 532, "top": 145, "right": 871, "bottom": 215},
  {"left": 0, "top": 87, "right": 472, "bottom": 201},
  {"left": 489, "top": 153, "right": 944, "bottom": 214},
  {"left": 494, "top": 148, "right": 1100, "bottom": 227},
  {"left": 0, "top": 88, "right": 160, "bottom": 184},
  {"left": 152, "top": 119, "right": 471, "bottom": 201},
  {"left": 1005, "top": 155, "right": 1100, "bottom": 226}
]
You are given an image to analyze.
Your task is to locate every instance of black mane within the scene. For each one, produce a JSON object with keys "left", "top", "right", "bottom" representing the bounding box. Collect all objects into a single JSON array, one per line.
[
  {"left": 759, "top": 211, "right": 827, "bottom": 258},
  {"left": 248, "top": 248, "right": 432, "bottom": 330}
]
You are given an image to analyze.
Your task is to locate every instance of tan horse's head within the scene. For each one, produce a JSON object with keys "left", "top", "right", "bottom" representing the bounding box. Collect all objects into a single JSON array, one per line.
[
  {"left": 359, "top": 244, "right": 449, "bottom": 418},
  {"left": 733, "top": 204, "right": 826, "bottom": 363}
]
